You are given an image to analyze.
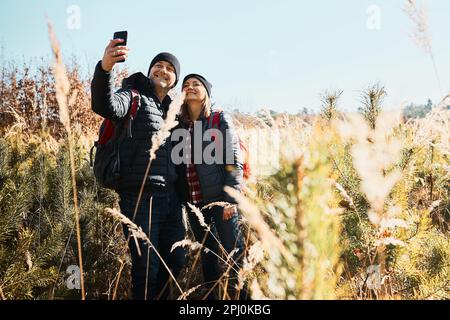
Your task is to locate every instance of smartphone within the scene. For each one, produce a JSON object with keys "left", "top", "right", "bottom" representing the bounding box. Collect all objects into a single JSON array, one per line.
[{"left": 113, "top": 31, "right": 127, "bottom": 63}]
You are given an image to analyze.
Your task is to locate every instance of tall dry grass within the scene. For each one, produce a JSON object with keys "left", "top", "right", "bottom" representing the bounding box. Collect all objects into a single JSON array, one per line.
[
  {"left": 0, "top": 2, "right": 448, "bottom": 300},
  {"left": 47, "top": 20, "right": 85, "bottom": 300}
]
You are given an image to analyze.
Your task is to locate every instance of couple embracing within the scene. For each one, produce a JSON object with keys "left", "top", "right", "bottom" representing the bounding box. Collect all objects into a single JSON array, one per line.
[{"left": 91, "top": 38, "right": 248, "bottom": 300}]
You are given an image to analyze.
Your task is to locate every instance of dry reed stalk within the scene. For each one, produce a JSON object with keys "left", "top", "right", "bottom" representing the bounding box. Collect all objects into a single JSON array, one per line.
[
  {"left": 237, "top": 241, "right": 264, "bottom": 291},
  {"left": 170, "top": 239, "right": 203, "bottom": 252},
  {"left": 221, "top": 263, "right": 235, "bottom": 300},
  {"left": 144, "top": 196, "right": 153, "bottom": 300},
  {"left": 225, "top": 187, "right": 295, "bottom": 264},
  {"left": 187, "top": 203, "right": 209, "bottom": 230},
  {"left": 105, "top": 207, "right": 184, "bottom": 295},
  {"left": 47, "top": 20, "right": 85, "bottom": 300},
  {"left": 187, "top": 203, "right": 241, "bottom": 269},
  {"left": 114, "top": 92, "right": 185, "bottom": 297},
  {"left": 201, "top": 202, "right": 231, "bottom": 210},
  {"left": 184, "top": 231, "right": 209, "bottom": 290},
  {"left": 132, "top": 92, "right": 185, "bottom": 222},
  {"left": 294, "top": 158, "right": 308, "bottom": 299},
  {"left": 333, "top": 180, "right": 357, "bottom": 211},
  {"left": 111, "top": 259, "right": 125, "bottom": 300},
  {"left": 171, "top": 237, "right": 240, "bottom": 274},
  {"left": 404, "top": 0, "right": 443, "bottom": 95},
  {"left": 202, "top": 247, "right": 240, "bottom": 300},
  {"left": 177, "top": 284, "right": 202, "bottom": 300}
]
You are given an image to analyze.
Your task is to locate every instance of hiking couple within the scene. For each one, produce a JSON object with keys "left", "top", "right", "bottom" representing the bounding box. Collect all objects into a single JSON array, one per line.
[{"left": 91, "top": 38, "right": 248, "bottom": 300}]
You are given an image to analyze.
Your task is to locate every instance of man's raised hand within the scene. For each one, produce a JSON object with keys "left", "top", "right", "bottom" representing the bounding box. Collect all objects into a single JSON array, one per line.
[{"left": 101, "top": 39, "right": 129, "bottom": 72}]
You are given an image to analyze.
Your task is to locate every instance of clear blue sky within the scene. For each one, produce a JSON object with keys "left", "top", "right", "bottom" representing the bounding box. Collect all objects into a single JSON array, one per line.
[{"left": 1, "top": 0, "right": 450, "bottom": 113}]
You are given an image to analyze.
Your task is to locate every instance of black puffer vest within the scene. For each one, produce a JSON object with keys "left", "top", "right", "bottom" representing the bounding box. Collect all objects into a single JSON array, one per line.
[{"left": 91, "top": 62, "right": 177, "bottom": 192}]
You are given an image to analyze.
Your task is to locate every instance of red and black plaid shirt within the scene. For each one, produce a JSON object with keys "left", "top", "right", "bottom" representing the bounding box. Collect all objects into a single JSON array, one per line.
[{"left": 186, "top": 121, "right": 203, "bottom": 204}]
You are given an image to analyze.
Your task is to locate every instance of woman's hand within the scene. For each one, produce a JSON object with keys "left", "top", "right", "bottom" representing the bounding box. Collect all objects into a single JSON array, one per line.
[
  {"left": 223, "top": 204, "right": 237, "bottom": 221},
  {"left": 101, "top": 39, "right": 129, "bottom": 72}
]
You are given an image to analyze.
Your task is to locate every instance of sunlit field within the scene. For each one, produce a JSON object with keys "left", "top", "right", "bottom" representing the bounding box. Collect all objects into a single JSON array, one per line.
[{"left": 0, "top": 1, "right": 448, "bottom": 300}]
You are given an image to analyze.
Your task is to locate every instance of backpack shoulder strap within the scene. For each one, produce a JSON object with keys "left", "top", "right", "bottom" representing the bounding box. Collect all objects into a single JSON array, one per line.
[
  {"left": 97, "top": 119, "right": 114, "bottom": 145},
  {"left": 207, "top": 111, "right": 215, "bottom": 129},
  {"left": 129, "top": 89, "right": 141, "bottom": 120},
  {"left": 208, "top": 110, "right": 223, "bottom": 129},
  {"left": 121, "top": 89, "right": 141, "bottom": 138}
]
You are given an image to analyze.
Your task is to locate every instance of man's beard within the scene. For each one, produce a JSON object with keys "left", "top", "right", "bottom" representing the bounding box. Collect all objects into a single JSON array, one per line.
[
  {"left": 153, "top": 77, "right": 169, "bottom": 88},
  {"left": 149, "top": 75, "right": 172, "bottom": 91}
]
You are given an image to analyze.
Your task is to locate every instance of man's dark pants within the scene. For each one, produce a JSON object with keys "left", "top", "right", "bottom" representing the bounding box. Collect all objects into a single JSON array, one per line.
[{"left": 119, "top": 190, "right": 186, "bottom": 299}]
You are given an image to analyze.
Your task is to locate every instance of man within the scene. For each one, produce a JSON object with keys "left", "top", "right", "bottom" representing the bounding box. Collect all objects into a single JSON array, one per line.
[{"left": 91, "top": 38, "right": 185, "bottom": 299}]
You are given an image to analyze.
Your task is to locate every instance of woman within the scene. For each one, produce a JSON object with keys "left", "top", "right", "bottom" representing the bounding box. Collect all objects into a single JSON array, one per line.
[{"left": 175, "top": 74, "right": 247, "bottom": 300}]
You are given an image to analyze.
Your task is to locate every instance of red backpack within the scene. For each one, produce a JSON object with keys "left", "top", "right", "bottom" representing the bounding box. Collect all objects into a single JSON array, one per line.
[
  {"left": 90, "top": 89, "right": 141, "bottom": 190},
  {"left": 207, "top": 110, "right": 251, "bottom": 181}
]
